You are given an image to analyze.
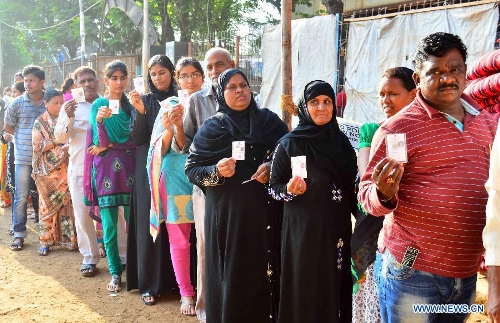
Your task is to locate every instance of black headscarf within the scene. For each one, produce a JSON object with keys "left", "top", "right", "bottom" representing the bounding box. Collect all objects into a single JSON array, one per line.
[
  {"left": 143, "top": 55, "right": 177, "bottom": 106},
  {"left": 187, "top": 68, "right": 288, "bottom": 166},
  {"left": 214, "top": 68, "right": 266, "bottom": 144},
  {"left": 280, "top": 80, "right": 357, "bottom": 181},
  {"left": 130, "top": 55, "right": 178, "bottom": 144}
]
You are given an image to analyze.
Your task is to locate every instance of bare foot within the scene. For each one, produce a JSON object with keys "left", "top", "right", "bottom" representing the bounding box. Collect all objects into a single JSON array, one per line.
[{"left": 180, "top": 296, "right": 196, "bottom": 316}]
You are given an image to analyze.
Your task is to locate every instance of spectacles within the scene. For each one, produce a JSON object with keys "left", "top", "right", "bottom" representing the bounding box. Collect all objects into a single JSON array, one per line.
[
  {"left": 225, "top": 83, "right": 249, "bottom": 91},
  {"left": 178, "top": 73, "right": 202, "bottom": 81}
]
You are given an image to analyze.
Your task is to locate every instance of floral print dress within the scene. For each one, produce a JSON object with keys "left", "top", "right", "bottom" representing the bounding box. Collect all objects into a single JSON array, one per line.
[{"left": 32, "top": 111, "right": 76, "bottom": 249}]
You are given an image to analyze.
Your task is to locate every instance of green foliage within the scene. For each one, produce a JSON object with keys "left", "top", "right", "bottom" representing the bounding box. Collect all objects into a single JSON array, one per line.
[
  {"left": 0, "top": 0, "right": 102, "bottom": 72},
  {"left": 0, "top": 0, "right": 322, "bottom": 76},
  {"left": 167, "top": 0, "right": 247, "bottom": 42}
]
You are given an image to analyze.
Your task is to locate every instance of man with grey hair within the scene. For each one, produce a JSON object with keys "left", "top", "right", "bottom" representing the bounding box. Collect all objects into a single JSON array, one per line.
[
  {"left": 173, "top": 47, "right": 234, "bottom": 322},
  {"left": 55, "top": 66, "right": 101, "bottom": 276}
]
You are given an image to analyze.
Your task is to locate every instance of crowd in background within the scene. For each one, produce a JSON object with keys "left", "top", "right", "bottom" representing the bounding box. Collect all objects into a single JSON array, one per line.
[{"left": 3, "top": 31, "right": 500, "bottom": 323}]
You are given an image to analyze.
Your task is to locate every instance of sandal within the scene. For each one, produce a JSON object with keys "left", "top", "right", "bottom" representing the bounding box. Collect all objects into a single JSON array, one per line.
[
  {"left": 98, "top": 243, "right": 106, "bottom": 258},
  {"left": 80, "top": 264, "right": 97, "bottom": 277},
  {"left": 0, "top": 201, "right": 11, "bottom": 208},
  {"left": 7, "top": 229, "right": 13, "bottom": 236},
  {"left": 37, "top": 246, "right": 49, "bottom": 256},
  {"left": 10, "top": 237, "right": 24, "bottom": 251},
  {"left": 107, "top": 275, "right": 122, "bottom": 292},
  {"left": 180, "top": 296, "right": 196, "bottom": 316},
  {"left": 141, "top": 293, "right": 156, "bottom": 306}
]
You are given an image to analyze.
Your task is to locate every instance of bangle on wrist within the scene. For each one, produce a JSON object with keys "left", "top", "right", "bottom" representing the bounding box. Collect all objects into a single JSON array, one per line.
[{"left": 380, "top": 195, "right": 394, "bottom": 203}]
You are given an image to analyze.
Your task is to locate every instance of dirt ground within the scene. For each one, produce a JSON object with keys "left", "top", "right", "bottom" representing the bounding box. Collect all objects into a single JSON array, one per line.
[
  {"left": 0, "top": 206, "right": 198, "bottom": 323},
  {"left": 0, "top": 205, "right": 491, "bottom": 322}
]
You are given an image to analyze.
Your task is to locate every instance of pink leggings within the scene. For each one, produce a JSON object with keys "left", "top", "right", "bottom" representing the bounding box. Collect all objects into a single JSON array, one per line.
[{"left": 166, "top": 223, "right": 195, "bottom": 297}]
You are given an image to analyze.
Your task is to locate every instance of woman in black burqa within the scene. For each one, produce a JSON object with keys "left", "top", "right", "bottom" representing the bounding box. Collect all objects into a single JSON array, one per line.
[
  {"left": 185, "top": 68, "right": 288, "bottom": 322},
  {"left": 269, "top": 80, "right": 357, "bottom": 323},
  {"left": 126, "top": 55, "right": 180, "bottom": 305}
]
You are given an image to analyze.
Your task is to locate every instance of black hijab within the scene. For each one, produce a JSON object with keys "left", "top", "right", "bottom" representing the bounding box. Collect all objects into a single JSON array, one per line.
[
  {"left": 130, "top": 55, "right": 178, "bottom": 144},
  {"left": 187, "top": 68, "right": 288, "bottom": 166},
  {"left": 280, "top": 80, "right": 357, "bottom": 181}
]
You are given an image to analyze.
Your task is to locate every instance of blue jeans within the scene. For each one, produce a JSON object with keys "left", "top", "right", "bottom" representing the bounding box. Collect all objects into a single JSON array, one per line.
[
  {"left": 375, "top": 249, "right": 476, "bottom": 323},
  {"left": 12, "top": 164, "right": 35, "bottom": 238}
]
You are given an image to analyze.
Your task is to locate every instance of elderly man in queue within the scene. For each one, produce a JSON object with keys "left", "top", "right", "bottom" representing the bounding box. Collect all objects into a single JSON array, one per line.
[
  {"left": 358, "top": 32, "right": 497, "bottom": 322},
  {"left": 54, "top": 67, "right": 102, "bottom": 276},
  {"left": 172, "top": 47, "right": 234, "bottom": 323}
]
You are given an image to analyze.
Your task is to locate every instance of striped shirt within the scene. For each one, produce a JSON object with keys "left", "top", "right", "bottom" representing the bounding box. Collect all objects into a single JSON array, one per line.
[
  {"left": 358, "top": 92, "right": 497, "bottom": 278},
  {"left": 4, "top": 92, "right": 46, "bottom": 165}
]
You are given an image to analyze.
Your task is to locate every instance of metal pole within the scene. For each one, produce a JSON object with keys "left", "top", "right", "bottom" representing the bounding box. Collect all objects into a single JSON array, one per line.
[
  {"left": 142, "top": 0, "right": 150, "bottom": 92},
  {"left": 281, "top": 0, "right": 292, "bottom": 130},
  {"left": 0, "top": 23, "right": 3, "bottom": 87},
  {"left": 235, "top": 36, "right": 240, "bottom": 68},
  {"left": 79, "top": 0, "right": 85, "bottom": 66}
]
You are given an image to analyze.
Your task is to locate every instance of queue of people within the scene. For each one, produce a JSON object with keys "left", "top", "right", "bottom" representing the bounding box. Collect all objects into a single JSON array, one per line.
[{"left": 4, "top": 31, "right": 500, "bottom": 323}]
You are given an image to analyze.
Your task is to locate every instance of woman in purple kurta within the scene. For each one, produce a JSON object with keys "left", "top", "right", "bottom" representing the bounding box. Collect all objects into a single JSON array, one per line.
[{"left": 83, "top": 60, "right": 136, "bottom": 293}]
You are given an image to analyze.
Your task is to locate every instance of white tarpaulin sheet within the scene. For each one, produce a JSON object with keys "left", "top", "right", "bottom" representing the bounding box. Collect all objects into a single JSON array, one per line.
[
  {"left": 344, "top": 3, "right": 499, "bottom": 124},
  {"left": 260, "top": 15, "right": 338, "bottom": 118}
]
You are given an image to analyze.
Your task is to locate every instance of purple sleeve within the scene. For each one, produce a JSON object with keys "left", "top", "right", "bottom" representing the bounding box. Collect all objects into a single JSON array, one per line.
[{"left": 97, "top": 123, "right": 111, "bottom": 147}]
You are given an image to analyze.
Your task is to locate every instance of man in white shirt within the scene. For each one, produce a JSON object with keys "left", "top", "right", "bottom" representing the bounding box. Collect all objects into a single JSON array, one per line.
[
  {"left": 54, "top": 67, "right": 127, "bottom": 277},
  {"left": 485, "top": 129, "right": 500, "bottom": 322}
]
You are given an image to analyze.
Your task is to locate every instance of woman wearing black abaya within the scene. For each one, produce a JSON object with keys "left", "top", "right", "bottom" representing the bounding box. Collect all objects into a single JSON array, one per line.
[
  {"left": 185, "top": 69, "right": 288, "bottom": 322},
  {"left": 126, "top": 55, "right": 178, "bottom": 305},
  {"left": 269, "top": 80, "right": 357, "bottom": 323}
]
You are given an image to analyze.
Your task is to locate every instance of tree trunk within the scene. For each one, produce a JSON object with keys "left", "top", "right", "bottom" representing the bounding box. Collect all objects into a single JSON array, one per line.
[
  {"left": 321, "top": 0, "right": 343, "bottom": 14},
  {"left": 161, "top": 0, "right": 175, "bottom": 43}
]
